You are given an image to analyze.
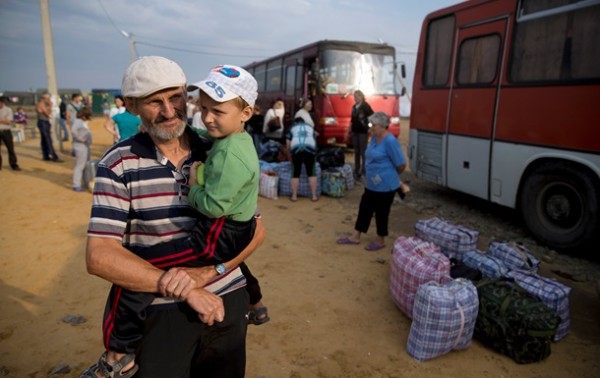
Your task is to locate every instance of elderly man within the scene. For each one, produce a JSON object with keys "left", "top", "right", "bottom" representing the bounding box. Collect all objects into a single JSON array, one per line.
[
  {"left": 0, "top": 97, "right": 20, "bottom": 171},
  {"left": 85, "top": 56, "right": 264, "bottom": 377}
]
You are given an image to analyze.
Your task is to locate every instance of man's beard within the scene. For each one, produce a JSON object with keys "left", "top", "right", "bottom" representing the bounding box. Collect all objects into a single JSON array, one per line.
[{"left": 145, "top": 115, "right": 187, "bottom": 142}]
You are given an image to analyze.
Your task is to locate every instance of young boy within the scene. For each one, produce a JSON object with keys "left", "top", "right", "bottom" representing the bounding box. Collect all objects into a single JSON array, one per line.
[
  {"left": 13, "top": 106, "right": 28, "bottom": 127},
  {"left": 82, "top": 65, "right": 262, "bottom": 378}
]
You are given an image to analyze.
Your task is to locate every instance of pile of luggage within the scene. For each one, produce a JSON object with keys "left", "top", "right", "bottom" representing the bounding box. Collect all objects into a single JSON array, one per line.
[
  {"left": 390, "top": 217, "right": 571, "bottom": 363},
  {"left": 259, "top": 144, "right": 354, "bottom": 199}
]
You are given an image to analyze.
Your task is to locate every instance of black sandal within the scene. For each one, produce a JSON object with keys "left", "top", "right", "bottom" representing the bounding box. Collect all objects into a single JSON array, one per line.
[
  {"left": 80, "top": 352, "right": 138, "bottom": 378},
  {"left": 248, "top": 307, "right": 270, "bottom": 325}
]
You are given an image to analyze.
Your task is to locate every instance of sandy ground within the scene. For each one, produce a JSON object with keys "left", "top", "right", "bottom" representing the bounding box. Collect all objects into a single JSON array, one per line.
[{"left": 0, "top": 118, "right": 599, "bottom": 378}]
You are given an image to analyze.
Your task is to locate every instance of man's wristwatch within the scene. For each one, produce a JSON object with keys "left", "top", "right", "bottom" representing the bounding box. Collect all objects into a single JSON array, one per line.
[{"left": 215, "top": 263, "right": 227, "bottom": 276}]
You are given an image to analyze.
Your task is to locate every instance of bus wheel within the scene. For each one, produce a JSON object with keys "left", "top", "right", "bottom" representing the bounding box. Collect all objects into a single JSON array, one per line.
[{"left": 520, "top": 162, "right": 599, "bottom": 251}]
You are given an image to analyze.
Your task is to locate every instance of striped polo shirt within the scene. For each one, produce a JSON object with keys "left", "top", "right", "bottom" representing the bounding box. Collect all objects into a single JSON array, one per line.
[{"left": 87, "top": 127, "right": 246, "bottom": 297}]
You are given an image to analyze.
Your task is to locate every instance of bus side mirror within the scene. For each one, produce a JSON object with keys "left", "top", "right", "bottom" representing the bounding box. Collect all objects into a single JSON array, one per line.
[
  {"left": 401, "top": 87, "right": 407, "bottom": 97},
  {"left": 401, "top": 64, "right": 406, "bottom": 79}
]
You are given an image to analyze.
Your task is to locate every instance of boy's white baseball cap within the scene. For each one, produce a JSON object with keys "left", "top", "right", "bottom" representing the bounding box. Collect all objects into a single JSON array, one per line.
[
  {"left": 121, "top": 56, "right": 187, "bottom": 98},
  {"left": 188, "top": 65, "right": 258, "bottom": 106}
]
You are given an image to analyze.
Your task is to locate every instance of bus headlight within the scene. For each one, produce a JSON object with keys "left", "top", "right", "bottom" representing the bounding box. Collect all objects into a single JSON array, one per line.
[
  {"left": 390, "top": 117, "right": 400, "bottom": 125},
  {"left": 320, "top": 117, "right": 337, "bottom": 125}
]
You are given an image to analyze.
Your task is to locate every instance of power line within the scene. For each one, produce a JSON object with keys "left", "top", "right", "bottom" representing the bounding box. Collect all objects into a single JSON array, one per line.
[
  {"left": 136, "top": 41, "right": 266, "bottom": 59},
  {"left": 136, "top": 36, "right": 278, "bottom": 53},
  {"left": 96, "top": 0, "right": 123, "bottom": 37},
  {"left": 95, "top": 0, "right": 269, "bottom": 60}
]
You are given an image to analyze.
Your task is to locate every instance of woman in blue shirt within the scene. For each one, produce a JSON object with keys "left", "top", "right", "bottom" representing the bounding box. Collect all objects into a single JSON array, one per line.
[{"left": 337, "top": 111, "right": 406, "bottom": 251}]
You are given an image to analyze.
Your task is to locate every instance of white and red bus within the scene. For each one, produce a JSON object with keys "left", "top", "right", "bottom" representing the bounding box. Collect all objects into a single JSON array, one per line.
[
  {"left": 244, "top": 40, "right": 401, "bottom": 146},
  {"left": 409, "top": 0, "right": 600, "bottom": 251}
]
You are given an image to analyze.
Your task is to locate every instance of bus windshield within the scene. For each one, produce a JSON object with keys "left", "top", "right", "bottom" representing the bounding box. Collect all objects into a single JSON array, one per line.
[{"left": 318, "top": 49, "right": 396, "bottom": 96}]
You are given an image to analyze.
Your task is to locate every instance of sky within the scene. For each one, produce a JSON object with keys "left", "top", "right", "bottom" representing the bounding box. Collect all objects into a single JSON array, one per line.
[{"left": 0, "top": 0, "right": 459, "bottom": 94}]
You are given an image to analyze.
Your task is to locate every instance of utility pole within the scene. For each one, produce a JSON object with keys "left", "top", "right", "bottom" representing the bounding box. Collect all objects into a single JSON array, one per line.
[
  {"left": 121, "top": 31, "right": 136, "bottom": 63},
  {"left": 39, "top": 0, "right": 62, "bottom": 150}
]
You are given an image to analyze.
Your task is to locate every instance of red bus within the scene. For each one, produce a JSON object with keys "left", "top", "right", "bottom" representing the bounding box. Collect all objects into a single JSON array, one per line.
[
  {"left": 409, "top": 0, "right": 600, "bottom": 251},
  {"left": 244, "top": 40, "right": 402, "bottom": 146}
]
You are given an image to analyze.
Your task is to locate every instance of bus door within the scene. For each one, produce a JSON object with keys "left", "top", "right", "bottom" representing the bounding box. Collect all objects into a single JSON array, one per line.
[
  {"left": 284, "top": 59, "right": 301, "bottom": 119},
  {"left": 446, "top": 18, "right": 508, "bottom": 200}
]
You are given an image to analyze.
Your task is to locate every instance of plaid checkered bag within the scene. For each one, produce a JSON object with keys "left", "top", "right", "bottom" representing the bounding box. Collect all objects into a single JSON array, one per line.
[
  {"left": 407, "top": 279, "right": 479, "bottom": 361},
  {"left": 488, "top": 242, "right": 540, "bottom": 273},
  {"left": 274, "top": 161, "right": 322, "bottom": 198},
  {"left": 331, "top": 164, "right": 355, "bottom": 190},
  {"left": 258, "top": 171, "right": 279, "bottom": 199},
  {"left": 462, "top": 250, "right": 509, "bottom": 280},
  {"left": 414, "top": 218, "right": 479, "bottom": 260},
  {"left": 505, "top": 270, "right": 571, "bottom": 341},
  {"left": 259, "top": 160, "right": 280, "bottom": 173},
  {"left": 321, "top": 169, "right": 345, "bottom": 197},
  {"left": 389, "top": 236, "right": 451, "bottom": 319}
]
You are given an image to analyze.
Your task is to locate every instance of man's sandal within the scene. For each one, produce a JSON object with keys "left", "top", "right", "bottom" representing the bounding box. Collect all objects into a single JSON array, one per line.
[
  {"left": 80, "top": 352, "right": 138, "bottom": 378},
  {"left": 248, "top": 307, "right": 270, "bottom": 325}
]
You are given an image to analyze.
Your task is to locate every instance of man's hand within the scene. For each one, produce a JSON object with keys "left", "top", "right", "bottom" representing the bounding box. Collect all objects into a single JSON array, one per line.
[
  {"left": 158, "top": 266, "right": 216, "bottom": 299},
  {"left": 186, "top": 288, "right": 224, "bottom": 325}
]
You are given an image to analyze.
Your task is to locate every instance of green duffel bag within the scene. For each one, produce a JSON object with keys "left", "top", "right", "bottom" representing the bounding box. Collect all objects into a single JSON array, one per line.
[{"left": 474, "top": 278, "right": 560, "bottom": 364}]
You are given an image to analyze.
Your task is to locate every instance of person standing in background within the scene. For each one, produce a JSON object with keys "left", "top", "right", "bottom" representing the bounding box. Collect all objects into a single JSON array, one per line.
[
  {"left": 294, "top": 98, "right": 315, "bottom": 127},
  {"left": 104, "top": 95, "right": 127, "bottom": 143},
  {"left": 191, "top": 98, "right": 206, "bottom": 131},
  {"left": 186, "top": 95, "right": 196, "bottom": 125},
  {"left": 0, "top": 97, "right": 21, "bottom": 171},
  {"left": 246, "top": 104, "right": 264, "bottom": 154},
  {"left": 286, "top": 117, "right": 319, "bottom": 202},
  {"left": 35, "top": 93, "right": 62, "bottom": 163},
  {"left": 58, "top": 96, "right": 69, "bottom": 141},
  {"left": 65, "top": 93, "right": 83, "bottom": 132},
  {"left": 13, "top": 106, "right": 29, "bottom": 128},
  {"left": 346, "top": 90, "right": 373, "bottom": 180},
  {"left": 337, "top": 111, "right": 406, "bottom": 251},
  {"left": 263, "top": 98, "right": 285, "bottom": 142},
  {"left": 71, "top": 107, "right": 93, "bottom": 192}
]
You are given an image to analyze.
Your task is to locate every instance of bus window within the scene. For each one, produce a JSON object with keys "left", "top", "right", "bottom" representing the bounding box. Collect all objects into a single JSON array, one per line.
[
  {"left": 456, "top": 34, "right": 501, "bottom": 85},
  {"left": 254, "top": 64, "right": 266, "bottom": 92},
  {"left": 318, "top": 50, "right": 395, "bottom": 96},
  {"left": 424, "top": 15, "right": 455, "bottom": 87},
  {"left": 520, "top": 0, "right": 594, "bottom": 15},
  {"left": 511, "top": 2, "right": 600, "bottom": 82},
  {"left": 266, "top": 59, "right": 283, "bottom": 91},
  {"left": 285, "top": 65, "right": 296, "bottom": 96}
]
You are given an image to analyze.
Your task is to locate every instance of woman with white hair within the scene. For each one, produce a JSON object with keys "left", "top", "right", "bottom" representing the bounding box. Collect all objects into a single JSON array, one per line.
[{"left": 336, "top": 111, "right": 407, "bottom": 251}]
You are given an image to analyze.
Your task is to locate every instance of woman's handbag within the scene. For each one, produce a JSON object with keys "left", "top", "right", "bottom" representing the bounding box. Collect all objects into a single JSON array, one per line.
[{"left": 267, "top": 117, "right": 281, "bottom": 132}]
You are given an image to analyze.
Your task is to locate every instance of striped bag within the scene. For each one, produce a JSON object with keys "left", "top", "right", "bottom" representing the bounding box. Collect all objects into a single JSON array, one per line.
[
  {"left": 488, "top": 242, "right": 540, "bottom": 273},
  {"left": 274, "top": 161, "right": 322, "bottom": 198},
  {"left": 414, "top": 218, "right": 479, "bottom": 260},
  {"left": 389, "top": 236, "right": 451, "bottom": 319},
  {"left": 505, "top": 270, "right": 571, "bottom": 341},
  {"left": 259, "top": 160, "right": 280, "bottom": 173},
  {"left": 407, "top": 279, "right": 479, "bottom": 361},
  {"left": 462, "top": 250, "right": 509, "bottom": 280},
  {"left": 258, "top": 171, "right": 279, "bottom": 199}
]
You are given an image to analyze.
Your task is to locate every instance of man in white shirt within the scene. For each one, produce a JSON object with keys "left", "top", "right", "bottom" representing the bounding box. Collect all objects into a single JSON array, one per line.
[{"left": 0, "top": 97, "right": 20, "bottom": 171}]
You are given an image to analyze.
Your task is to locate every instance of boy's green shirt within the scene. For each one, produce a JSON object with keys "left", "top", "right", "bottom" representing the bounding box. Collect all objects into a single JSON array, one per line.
[{"left": 188, "top": 129, "right": 259, "bottom": 222}]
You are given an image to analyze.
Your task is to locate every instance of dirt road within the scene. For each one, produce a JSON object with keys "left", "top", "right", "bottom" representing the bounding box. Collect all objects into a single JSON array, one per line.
[{"left": 0, "top": 118, "right": 598, "bottom": 377}]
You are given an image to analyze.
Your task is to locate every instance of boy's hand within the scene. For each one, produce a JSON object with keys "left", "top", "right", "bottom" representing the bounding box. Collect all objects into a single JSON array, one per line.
[
  {"left": 186, "top": 288, "right": 225, "bottom": 325},
  {"left": 189, "top": 161, "right": 205, "bottom": 186}
]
